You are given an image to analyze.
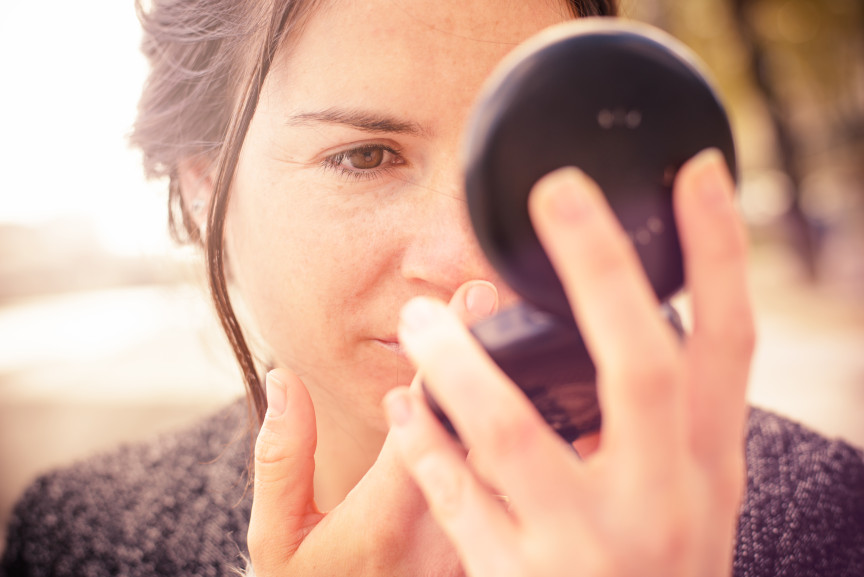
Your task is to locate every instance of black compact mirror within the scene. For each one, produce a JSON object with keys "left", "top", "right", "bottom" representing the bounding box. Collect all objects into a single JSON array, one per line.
[{"left": 425, "top": 19, "right": 737, "bottom": 443}]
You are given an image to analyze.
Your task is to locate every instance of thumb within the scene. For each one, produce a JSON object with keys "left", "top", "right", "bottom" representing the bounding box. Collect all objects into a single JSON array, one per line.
[{"left": 247, "top": 369, "right": 323, "bottom": 573}]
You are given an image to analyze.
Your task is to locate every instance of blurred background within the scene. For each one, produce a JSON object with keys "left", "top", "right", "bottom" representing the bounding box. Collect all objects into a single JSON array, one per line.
[{"left": 1, "top": 0, "right": 862, "bottom": 551}]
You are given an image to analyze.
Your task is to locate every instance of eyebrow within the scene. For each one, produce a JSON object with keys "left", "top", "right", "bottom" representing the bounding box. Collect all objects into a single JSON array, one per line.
[{"left": 285, "top": 107, "right": 433, "bottom": 138}]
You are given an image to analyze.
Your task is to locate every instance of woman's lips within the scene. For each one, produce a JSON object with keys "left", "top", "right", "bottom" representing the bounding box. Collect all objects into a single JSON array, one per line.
[{"left": 374, "top": 338, "right": 405, "bottom": 357}]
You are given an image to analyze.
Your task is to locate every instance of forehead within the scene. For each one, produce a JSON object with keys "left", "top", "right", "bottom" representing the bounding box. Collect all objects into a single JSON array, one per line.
[{"left": 265, "top": 0, "right": 573, "bottom": 126}]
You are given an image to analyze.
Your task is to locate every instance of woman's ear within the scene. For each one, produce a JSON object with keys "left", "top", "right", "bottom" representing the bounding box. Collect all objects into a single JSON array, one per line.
[{"left": 178, "top": 155, "right": 217, "bottom": 231}]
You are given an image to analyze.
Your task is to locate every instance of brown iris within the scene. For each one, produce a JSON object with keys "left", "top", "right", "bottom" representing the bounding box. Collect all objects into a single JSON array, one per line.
[{"left": 347, "top": 147, "right": 384, "bottom": 169}]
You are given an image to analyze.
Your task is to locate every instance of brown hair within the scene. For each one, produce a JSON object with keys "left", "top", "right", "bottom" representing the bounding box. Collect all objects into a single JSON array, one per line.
[{"left": 130, "top": 0, "right": 619, "bottom": 426}]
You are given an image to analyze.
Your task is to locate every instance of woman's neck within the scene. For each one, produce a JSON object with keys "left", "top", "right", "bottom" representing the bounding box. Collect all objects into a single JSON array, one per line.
[{"left": 307, "top": 383, "right": 602, "bottom": 511}]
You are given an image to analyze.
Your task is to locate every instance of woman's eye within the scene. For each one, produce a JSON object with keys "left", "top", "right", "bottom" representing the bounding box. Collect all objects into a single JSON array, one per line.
[
  {"left": 347, "top": 147, "right": 385, "bottom": 169},
  {"left": 322, "top": 144, "right": 405, "bottom": 181}
]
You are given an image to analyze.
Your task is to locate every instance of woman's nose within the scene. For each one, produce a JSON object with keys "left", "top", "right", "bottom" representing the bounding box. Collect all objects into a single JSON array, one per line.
[{"left": 399, "top": 177, "right": 495, "bottom": 295}]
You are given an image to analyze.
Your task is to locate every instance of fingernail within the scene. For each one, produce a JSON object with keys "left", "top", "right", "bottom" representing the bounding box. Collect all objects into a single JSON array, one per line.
[
  {"left": 400, "top": 297, "right": 439, "bottom": 334},
  {"left": 384, "top": 389, "right": 413, "bottom": 427},
  {"left": 691, "top": 149, "right": 732, "bottom": 209},
  {"left": 536, "top": 167, "right": 594, "bottom": 223},
  {"left": 465, "top": 282, "right": 497, "bottom": 318},
  {"left": 266, "top": 371, "right": 286, "bottom": 417}
]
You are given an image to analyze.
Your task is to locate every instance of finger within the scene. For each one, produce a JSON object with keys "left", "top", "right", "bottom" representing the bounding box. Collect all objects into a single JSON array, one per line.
[
  {"left": 247, "top": 369, "right": 323, "bottom": 574},
  {"left": 527, "top": 168, "right": 685, "bottom": 465},
  {"left": 450, "top": 279, "right": 500, "bottom": 326},
  {"left": 674, "top": 150, "right": 754, "bottom": 461},
  {"left": 384, "top": 386, "right": 520, "bottom": 577},
  {"left": 399, "top": 297, "right": 582, "bottom": 520},
  {"left": 340, "top": 281, "right": 498, "bottom": 543},
  {"left": 326, "top": 280, "right": 498, "bottom": 557},
  {"left": 406, "top": 280, "right": 497, "bottom": 397}
]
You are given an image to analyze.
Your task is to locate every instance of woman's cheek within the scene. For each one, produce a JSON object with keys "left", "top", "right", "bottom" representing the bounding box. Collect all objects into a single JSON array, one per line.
[{"left": 237, "top": 187, "right": 407, "bottom": 327}]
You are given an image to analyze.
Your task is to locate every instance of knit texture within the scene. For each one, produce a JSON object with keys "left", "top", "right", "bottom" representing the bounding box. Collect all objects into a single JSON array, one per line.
[
  {"left": 1, "top": 402, "right": 254, "bottom": 577},
  {"left": 735, "top": 408, "right": 864, "bottom": 576},
  {"left": 2, "top": 404, "right": 862, "bottom": 576}
]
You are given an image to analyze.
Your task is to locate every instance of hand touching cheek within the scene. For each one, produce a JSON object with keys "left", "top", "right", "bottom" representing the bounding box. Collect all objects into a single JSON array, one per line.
[{"left": 247, "top": 280, "right": 498, "bottom": 577}]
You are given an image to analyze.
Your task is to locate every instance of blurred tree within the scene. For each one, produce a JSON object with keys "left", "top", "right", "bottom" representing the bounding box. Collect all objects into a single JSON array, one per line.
[
  {"left": 731, "top": 0, "right": 817, "bottom": 275},
  {"left": 629, "top": 0, "right": 864, "bottom": 283}
]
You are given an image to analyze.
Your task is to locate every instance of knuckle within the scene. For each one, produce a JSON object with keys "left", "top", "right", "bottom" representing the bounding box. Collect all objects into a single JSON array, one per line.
[
  {"left": 479, "top": 408, "right": 542, "bottom": 459},
  {"left": 731, "top": 314, "right": 757, "bottom": 359},
  {"left": 639, "top": 508, "right": 693, "bottom": 565},
  {"left": 621, "top": 351, "right": 681, "bottom": 402},
  {"left": 701, "top": 306, "right": 757, "bottom": 361},
  {"left": 414, "top": 455, "right": 464, "bottom": 520},
  {"left": 253, "top": 422, "right": 312, "bottom": 481},
  {"left": 712, "top": 454, "right": 747, "bottom": 508},
  {"left": 584, "top": 232, "right": 636, "bottom": 280},
  {"left": 254, "top": 423, "right": 287, "bottom": 466},
  {"left": 707, "top": 218, "right": 748, "bottom": 263}
]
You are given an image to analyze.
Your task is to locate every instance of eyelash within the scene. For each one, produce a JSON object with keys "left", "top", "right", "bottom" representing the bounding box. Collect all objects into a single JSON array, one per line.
[{"left": 320, "top": 144, "right": 405, "bottom": 182}]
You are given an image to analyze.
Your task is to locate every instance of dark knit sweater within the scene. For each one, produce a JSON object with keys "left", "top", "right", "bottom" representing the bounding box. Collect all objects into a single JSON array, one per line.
[
  {"left": 2, "top": 404, "right": 863, "bottom": 577},
  {"left": 1, "top": 403, "right": 253, "bottom": 577}
]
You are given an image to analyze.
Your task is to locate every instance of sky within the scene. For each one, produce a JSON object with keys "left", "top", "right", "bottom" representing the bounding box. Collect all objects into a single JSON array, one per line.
[{"left": 0, "top": 1, "right": 169, "bottom": 255}]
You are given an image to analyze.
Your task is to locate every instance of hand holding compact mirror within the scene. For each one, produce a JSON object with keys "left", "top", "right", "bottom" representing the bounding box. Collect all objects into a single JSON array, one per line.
[{"left": 424, "top": 19, "right": 737, "bottom": 443}]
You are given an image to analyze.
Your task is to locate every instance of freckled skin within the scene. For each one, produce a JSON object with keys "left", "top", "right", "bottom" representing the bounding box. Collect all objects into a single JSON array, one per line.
[{"left": 224, "top": 0, "right": 573, "bottom": 506}]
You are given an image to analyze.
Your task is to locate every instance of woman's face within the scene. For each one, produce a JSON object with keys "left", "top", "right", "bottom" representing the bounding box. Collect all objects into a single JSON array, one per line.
[{"left": 226, "top": 0, "right": 572, "bottom": 430}]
